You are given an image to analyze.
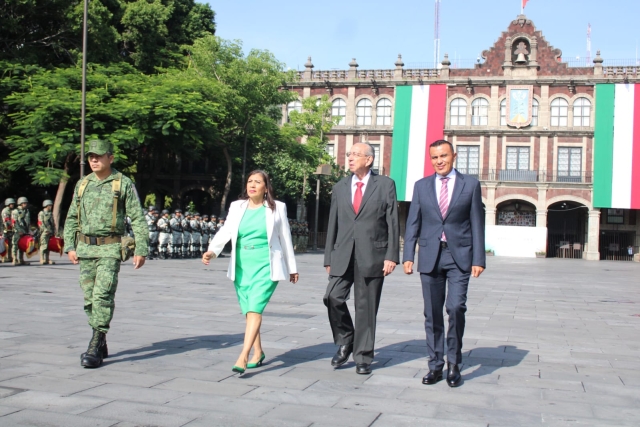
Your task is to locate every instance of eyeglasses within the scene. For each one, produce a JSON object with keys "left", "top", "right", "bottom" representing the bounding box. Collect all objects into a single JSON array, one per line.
[{"left": 346, "top": 152, "right": 371, "bottom": 158}]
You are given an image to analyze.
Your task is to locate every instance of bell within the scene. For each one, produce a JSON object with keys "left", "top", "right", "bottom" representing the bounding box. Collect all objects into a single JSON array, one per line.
[{"left": 515, "top": 53, "right": 527, "bottom": 64}]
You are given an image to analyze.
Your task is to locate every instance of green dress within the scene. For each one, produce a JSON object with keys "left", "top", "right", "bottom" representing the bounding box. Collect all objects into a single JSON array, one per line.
[{"left": 234, "top": 206, "right": 278, "bottom": 315}]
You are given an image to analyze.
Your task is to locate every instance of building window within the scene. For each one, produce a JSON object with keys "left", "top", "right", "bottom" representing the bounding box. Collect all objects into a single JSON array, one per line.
[
  {"left": 450, "top": 98, "right": 467, "bottom": 125},
  {"left": 506, "top": 146, "right": 530, "bottom": 170},
  {"left": 500, "top": 99, "right": 507, "bottom": 126},
  {"left": 331, "top": 99, "right": 346, "bottom": 126},
  {"left": 471, "top": 98, "right": 489, "bottom": 126},
  {"left": 356, "top": 99, "right": 372, "bottom": 125},
  {"left": 456, "top": 145, "right": 480, "bottom": 175},
  {"left": 376, "top": 99, "right": 392, "bottom": 125},
  {"left": 550, "top": 98, "right": 568, "bottom": 127},
  {"left": 326, "top": 144, "right": 335, "bottom": 159},
  {"left": 286, "top": 100, "right": 302, "bottom": 123},
  {"left": 532, "top": 99, "right": 539, "bottom": 126},
  {"left": 607, "top": 209, "right": 624, "bottom": 224},
  {"left": 371, "top": 144, "right": 380, "bottom": 173},
  {"left": 557, "top": 147, "right": 582, "bottom": 182},
  {"left": 573, "top": 97, "right": 591, "bottom": 127}
]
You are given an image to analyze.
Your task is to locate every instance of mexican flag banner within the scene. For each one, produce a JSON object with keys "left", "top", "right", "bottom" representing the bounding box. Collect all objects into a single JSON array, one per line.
[
  {"left": 593, "top": 83, "right": 640, "bottom": 209},
  {"left": 390, "top": 85, "right": 447, "bottom": 201}
]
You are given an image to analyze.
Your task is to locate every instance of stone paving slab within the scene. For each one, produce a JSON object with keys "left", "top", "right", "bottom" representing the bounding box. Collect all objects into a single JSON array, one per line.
[{"left": 1, "top": 254, "right": 640, "bottom": 426}]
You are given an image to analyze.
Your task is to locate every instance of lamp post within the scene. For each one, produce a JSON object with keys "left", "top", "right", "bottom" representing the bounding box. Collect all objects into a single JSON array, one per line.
[
  {"left": 313, "top": 164, "right": 332, "bottom": 251},
  {"left": 79, "top": 0, "right": 89, "bottom": 178}
]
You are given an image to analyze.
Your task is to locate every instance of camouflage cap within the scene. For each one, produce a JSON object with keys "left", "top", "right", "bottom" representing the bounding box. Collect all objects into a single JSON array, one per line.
[{"left": 86, "top": 139, "right": 113, "bottom": 156}]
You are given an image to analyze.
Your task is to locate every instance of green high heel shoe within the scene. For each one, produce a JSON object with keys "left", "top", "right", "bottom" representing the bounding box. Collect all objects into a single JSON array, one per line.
[
  {"left": 232, "top": 365, "right": 246, "bottom": 374},
  {"left": 247, "top": 353, "right": 265, "bottom": 369}
]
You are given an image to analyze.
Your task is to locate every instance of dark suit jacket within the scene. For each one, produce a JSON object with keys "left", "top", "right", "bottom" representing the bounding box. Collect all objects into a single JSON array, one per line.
[
  {"left": 403, "top": 170, "right": 485, "bottom": 274},
  {"left": 324, "top": 172, "right": 400, "bottom": 278}
]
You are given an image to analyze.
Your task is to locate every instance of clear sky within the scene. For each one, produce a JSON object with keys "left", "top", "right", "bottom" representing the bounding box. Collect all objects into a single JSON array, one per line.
[{"left": 206, "top": 0, "right": 640, "bottom": 71}]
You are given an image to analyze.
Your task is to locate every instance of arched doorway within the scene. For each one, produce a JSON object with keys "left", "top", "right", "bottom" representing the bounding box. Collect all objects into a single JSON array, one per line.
[
  {"left": 496, "top": 199, "right": 537, "bottom": 227},
  {"left": 546, "top": 201, "right": 588, "bottom": 259}
]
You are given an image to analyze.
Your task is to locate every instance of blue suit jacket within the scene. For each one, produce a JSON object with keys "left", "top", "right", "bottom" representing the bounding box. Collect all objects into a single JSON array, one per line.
[{"left": 402, "top": 170, "right": 486, "bottom": 273}]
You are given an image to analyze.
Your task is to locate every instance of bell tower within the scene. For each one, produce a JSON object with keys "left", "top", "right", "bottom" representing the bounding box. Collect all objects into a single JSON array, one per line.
[{"left": 502, "top": 15, "right": 540, "bottom": 78}]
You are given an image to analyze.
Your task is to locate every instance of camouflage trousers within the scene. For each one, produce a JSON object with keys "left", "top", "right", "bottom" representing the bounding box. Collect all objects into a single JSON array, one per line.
[
  {"left": 40, "top": 230, "right": 51, "bottom": 256},
  {"left": 11, "top": 232, "right": 21, "bottom": 260},
  {"left": 79, "top": 257, "right": 121, "bottom": 333}
]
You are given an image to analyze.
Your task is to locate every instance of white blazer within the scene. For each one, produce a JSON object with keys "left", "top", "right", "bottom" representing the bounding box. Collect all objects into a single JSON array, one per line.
[{"left": 207, "top": 200, "right": 297, "bottom": 282}]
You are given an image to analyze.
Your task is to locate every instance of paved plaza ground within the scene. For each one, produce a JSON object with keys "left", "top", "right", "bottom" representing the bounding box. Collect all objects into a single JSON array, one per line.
[{"left": 0, "top": 252, "right": 639, "bottom": 426}]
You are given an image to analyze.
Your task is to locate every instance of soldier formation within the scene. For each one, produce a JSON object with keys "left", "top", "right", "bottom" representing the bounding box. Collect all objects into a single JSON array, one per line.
[
  {"left": 1, "top": 197, "right": 60, "bottom": 266},
  {"left": 145, "top": 206, "right": 224, "bottom": 260}
]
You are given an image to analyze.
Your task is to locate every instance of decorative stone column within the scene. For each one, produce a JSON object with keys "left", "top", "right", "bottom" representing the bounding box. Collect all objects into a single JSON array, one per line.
[
  {"left": 440, "top": 54, "right": 451, "bottom": 79},
  {"left": 536, "top": 209, "right": 547, "bottom": 228},
  {"left": 593, "top": 51, "right": 604, "bottom": 76},
  {"left": 484, "top": 182, "right": 497, "bottom": 226},
  {"left": 529, "top": 37, "right": 539, "bottom": 67},
  {"left": 303, "top": 56, "right": 314, "bottom": 80},
  {"left": 485, "top": 208, "right": 496, "bottom": 226},
  {"left": 394, "top": 54, "right": 404, "bottom": 79},
  {"left": 348, "top": 58, "right": 358, "bottom": 80},
  {"left": 584, "top": 210, "right": 601, "bottom": 261}
]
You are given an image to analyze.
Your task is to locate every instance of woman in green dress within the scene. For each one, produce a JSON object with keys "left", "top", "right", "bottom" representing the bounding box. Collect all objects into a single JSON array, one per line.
[{"left": 203, "top": 170, "right": 299, "bottom": 373}]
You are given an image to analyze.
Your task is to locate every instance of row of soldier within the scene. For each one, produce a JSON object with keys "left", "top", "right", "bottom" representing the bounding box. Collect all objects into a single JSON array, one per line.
[
  {"left": 1, "top": 197, "right": 58, "bottom": 266},
  {"left": 144, "top": 206, "right": 225, "bottom": 260}
]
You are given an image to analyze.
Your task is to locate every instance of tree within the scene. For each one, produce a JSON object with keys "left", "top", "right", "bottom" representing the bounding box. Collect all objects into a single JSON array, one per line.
[
  {"left": 1, "top": 61, "right": 221, "bottom": 230},
  {"left": 186, "top": 35, "right": 296, "bottom": 215}
]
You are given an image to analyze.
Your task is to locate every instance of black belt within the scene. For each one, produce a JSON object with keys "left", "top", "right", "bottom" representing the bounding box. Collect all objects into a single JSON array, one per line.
[{"left": 440, "top": 241, "right": 448, "bottom": 249}]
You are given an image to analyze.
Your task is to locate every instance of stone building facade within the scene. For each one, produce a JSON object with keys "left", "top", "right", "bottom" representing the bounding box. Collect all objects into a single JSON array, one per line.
[{"left": 286, "top": 15, "right": 640, "bottom": 261}]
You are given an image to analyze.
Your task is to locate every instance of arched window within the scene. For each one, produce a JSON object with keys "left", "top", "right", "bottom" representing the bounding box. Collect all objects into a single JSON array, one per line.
[
  {"left": 356, "top": 99, "right": 372, "bottom": 125},
  {"left": 532, "top": 99, "right": 539, "bottom": 126},
  {"left": 471, "top": 98, "right": 489, "bottom": 126},
  {"left": 573, "top": 97, "right": 591, "bottom": 127},
  {"left": 500, "top": 99, "right": 507, "bottom": 126},
  {"left": 286, "top": 101, "right": 302, "bottom": 123},
  {"left": 376, "top": 99, "right": 392, "bottom": 125},
  {"left": 450, "top": 98, "right": 467, "bottom": 125},
  {"left": 550, "top": 98, "right": 568, "bottom": 127},
  {"left": 331, "top": 99, "right": 346, "bottom": 126}
]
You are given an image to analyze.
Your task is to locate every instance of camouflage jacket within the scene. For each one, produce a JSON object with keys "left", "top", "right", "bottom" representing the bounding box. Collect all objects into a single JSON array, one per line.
[
  {"left": 11, "top": 207, "right": 29, "bottom": 235},
  {"left": 38, "top": 210, "right": 55, "bottom": 234},
  {"left": 1, "top": 206, "right": 12, "bottom": 232},
  {"left": 63, "top": 169, "right": 149, "bottom": 258}
]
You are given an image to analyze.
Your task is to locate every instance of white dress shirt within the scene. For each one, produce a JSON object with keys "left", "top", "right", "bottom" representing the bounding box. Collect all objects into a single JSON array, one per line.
[
  {"left": 435, "top": 168, "right": 457, "bottom": 208},
  {"left": 351, "top": 170, "right": 372, "bottom": 203}
]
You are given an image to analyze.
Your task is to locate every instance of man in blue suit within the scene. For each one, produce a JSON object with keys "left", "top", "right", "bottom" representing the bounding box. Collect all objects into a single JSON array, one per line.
[{"left": 403, "top": 139, "right": 485, "bottom": 387}]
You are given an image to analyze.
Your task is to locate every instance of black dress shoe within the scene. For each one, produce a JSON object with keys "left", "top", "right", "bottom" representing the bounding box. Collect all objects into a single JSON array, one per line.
[
  {"left": 446, "top": 363, "right": 462, "bottom": 387},
  {"left": 355, "top": 363, "right": 371, "bottom": 375},
  {"left": 330, "top": 344, "right": 353, "bottom": 367},
  {"left": 422, "top": 369, "right": 443, "bottom": 385}
]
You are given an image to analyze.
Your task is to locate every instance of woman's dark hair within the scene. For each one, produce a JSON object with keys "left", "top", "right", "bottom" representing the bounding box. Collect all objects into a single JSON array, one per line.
[{"left": 240, "top": 169, "right": 276, "bottom": 210}]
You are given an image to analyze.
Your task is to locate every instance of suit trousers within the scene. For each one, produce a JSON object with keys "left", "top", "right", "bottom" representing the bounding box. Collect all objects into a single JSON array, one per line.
[
  {"left": 420, "top": 246, "right": 470, "bottom": 370},
  {"left": 323, "top": 253, "right": 384, "bottom": 364}
]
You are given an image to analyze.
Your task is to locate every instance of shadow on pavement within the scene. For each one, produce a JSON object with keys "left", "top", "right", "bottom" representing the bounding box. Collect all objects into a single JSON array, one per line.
[
  {"left": 107, "top": 333, "right": 244, "bottom": 363},
  {"left": 460, "top": 345, "right": 530, "bottom": 382}
]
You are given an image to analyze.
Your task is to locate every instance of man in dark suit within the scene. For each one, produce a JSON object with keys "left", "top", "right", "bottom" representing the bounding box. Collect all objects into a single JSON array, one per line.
[
  {"left": 403, "top": 139, "right": 485, "bottom": 387},
  {"left": 324, "top": 142, "right": 400, "bottom": 375}
]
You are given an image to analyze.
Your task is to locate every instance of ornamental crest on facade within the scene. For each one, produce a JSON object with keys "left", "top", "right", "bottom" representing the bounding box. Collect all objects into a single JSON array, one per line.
[{"left": 506, "top": 85, "right": 533, "bottom": 128}]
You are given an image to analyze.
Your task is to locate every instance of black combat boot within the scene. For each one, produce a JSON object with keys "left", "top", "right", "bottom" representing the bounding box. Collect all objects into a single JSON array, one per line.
[{"left": 81, "top": 329, "right": 106, "bottom": 368}]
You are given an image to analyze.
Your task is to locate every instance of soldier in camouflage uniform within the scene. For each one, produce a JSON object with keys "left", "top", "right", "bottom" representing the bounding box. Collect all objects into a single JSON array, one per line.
[
  {"left": 11, "top": 197, "right": 31, "bottom": 265},
  {"left": 181, "top": 212, "right": 192, "bottom": 258},
  {"left": 201, "top": 215, "right": 210, "bottom": 255},
  {"left": 157, "top": 209, "right": 171, "bottom": 259},
  {"left": 38, "top": 199, "right": 56, "bottom": 265},
  {"left": 170, "top": 209, "right": 183, "bottom": 258},
  {"left": 146, "top": 206, "right": 159, "bottom": 260},
  {"left": 190, "top": 212, "right": 202, "bottom": 258},
  {"left": 2, "top": 198, "right": 16, "bottom": 262},
  {"left": 63, "top": 140, "right": 149, "bottom": 369}
]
